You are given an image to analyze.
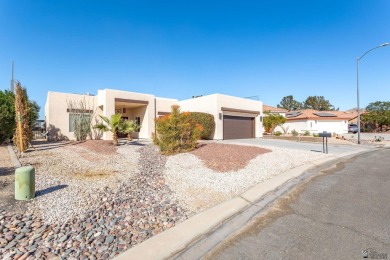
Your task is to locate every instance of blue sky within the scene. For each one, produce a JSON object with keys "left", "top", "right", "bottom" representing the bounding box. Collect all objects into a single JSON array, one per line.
[{"left": 0, "top": 1, "right": 389, "bottom": 119}]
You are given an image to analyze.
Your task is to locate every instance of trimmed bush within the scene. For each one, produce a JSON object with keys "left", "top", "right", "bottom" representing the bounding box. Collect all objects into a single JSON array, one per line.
[
  {"left": 187, "top": 112, "right": 215, "bottom": 139},
  {"left": 313, "top": 133, "right": 319, "bottom": 137},
  {"left": 303, "top": 130, "right": 310, "bottom": 136},
  {"left": 274, "top": 131, "right": 282, "bottom": 136},
  {"left": 291, "top": 129, "right": 299, "bottom": 136},
  {"left": 153, "top": 105, "right": 202, "bottom": 155}
]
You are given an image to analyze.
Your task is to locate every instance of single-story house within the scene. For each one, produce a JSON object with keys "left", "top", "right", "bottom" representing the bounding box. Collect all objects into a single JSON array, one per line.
[
  {"left": 45, "top": 89, "right": 263, "bottom": 141},
  {"left": 276, "top": 109, "right": 357, "bottom": 134},
  {"left": 262, "top": 105, "right": 358, "bottom": 134}
]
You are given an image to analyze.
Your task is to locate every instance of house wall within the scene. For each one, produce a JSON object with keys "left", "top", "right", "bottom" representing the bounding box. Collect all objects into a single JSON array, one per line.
[
  {"left": 45, "top": 91, "right": 98, "bottom": 141},
  {"left": 179, "top": 95, "right": 219, "bottom": 139},
  {"left": 180, "top": 94, "right": 262, "bottom": 140},
  {"left": 156, "top": 97, "right": 178, "bottom": 115},
  {"left": 275, "top": 119, "right": 348, "bottom": 134},
  {"left": 98, "top": 89, "right": 155, "bottom": 140}
]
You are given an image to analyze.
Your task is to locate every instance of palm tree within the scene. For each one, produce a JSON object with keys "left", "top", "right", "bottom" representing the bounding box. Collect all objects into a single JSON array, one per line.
[
  {"left": 93, "top": 114, "right": 122, "bottom": 145},
  {"left": 119, "top": 119, "right": 140, "bottom": 141}
]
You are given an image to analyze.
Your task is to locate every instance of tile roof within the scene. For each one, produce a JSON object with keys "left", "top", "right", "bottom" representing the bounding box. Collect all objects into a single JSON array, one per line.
[
  {"left": 286, "top": 109, "right": 358, "bottom": 121},
  {"left": 263, "top": 105, "right": 289, "bottom": 113}
]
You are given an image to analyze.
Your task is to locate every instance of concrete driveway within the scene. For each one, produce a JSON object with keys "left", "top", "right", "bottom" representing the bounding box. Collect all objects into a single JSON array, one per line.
[{"left": 222, "top": 138, "right": 374, "bottom": 156}]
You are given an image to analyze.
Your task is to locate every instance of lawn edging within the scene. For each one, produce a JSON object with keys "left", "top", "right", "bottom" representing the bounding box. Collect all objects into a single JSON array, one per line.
[
  {"left": 7, "top": 144, "right": 21, "bottom": 168},
  {"left": 114, "top": 151, "right": 365, "bottom": 260}
]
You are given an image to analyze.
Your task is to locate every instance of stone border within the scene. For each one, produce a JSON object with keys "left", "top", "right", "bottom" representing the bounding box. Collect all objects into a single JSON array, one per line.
[
  {"left": 7, "top": 145, "right": 21, "bottom": 168},
  {"left": 114, "top": 149, "right": 372, "bottom": 260}
]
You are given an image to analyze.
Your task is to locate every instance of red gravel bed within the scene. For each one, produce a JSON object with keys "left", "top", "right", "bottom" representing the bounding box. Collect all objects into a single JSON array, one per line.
[{"left": 190, "top": 143, "right": 271, "bottom": 172}]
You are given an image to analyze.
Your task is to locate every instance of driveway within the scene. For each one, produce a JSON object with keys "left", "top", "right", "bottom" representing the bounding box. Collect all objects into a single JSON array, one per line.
[{"left": 222, "top": 138, "right": 374, "bottom": 156}]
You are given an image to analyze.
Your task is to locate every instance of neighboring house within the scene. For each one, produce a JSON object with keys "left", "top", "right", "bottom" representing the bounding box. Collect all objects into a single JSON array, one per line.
[
  {"left": 45, "top": 89, "right": 263, "bottom": 141},
  {"left": 274, "top": 109, "right": 357, "bottom": 134},
  {"left": 262, "top": 105, "right": 288, "bottom": 117}
]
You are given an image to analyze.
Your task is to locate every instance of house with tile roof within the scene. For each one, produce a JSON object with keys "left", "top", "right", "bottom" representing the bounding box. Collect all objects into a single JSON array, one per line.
[
  {"left": 275, "top": 109, "right": 358, "bottom": 134},
  {"left": 262, "top": 105, "right": 358, "bottom": 135}
]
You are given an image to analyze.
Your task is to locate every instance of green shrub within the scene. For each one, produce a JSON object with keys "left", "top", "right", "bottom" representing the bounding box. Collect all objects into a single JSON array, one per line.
[
  {"left": 313, "top": 133, "right": 319, "bottom": 137},
  {"left": 274, "top": 131, "right": 282, "bottom": 136},
  {"left": 303, "top": 130, "right": 310, "bottom": 136},
  {"left": 291, "top": 129, "right": 299, "bottom": 136},
  {"left": 187, "top": 112, "right": 215, "bottom": 139},
  {"left": 153, "top": 105, "right": 202, "bottom": 155}
]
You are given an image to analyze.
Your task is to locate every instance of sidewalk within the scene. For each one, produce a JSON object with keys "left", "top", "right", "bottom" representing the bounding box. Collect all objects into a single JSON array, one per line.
[{"left": 114, "top": 148, "right": 374, "bottom": 260}]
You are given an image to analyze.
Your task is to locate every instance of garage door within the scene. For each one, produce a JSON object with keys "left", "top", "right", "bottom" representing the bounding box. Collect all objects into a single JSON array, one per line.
[{"left": 223, "top": 115, "right": 255, "bottom": 140}]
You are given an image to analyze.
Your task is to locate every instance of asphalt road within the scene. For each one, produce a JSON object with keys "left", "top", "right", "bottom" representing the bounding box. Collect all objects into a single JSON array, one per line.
[
  {"left": 204, "top": 148, "right": 390, "bottom": 260},
  {"left": 223, "top": 138, "right": 374, "bottom": 156}
]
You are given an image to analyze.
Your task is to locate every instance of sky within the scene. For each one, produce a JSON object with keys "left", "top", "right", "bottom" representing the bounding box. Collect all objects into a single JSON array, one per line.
[{"left": 0, "top": 1, "right": 389, "bottom": 119}]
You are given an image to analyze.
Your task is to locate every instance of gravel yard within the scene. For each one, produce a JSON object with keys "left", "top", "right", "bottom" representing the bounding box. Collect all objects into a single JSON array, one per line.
[
  {"left": 165, "top": 142, "right": 330, "bottom": 212},
  {"left": 1, "top": 140, "right": 331, "bottom": 259},
  {"left": 0, "top": 141, "right": 188, "bottom": 259}
]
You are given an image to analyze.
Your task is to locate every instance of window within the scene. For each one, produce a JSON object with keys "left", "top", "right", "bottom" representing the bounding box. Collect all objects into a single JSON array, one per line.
[
  {"left": 135, "top": 117, "right": 141, "bottom": 132},
  {"left": 69, "top": 114, "right": 91, "bottom": 132}
]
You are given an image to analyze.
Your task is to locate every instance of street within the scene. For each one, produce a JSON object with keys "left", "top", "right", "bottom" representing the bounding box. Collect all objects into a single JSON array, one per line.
[{"left": 204, "top": 148, "right": 390, "bottom": 260}]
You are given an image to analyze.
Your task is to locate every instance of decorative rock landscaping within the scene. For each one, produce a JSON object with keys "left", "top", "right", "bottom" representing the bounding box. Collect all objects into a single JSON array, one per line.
[
  {"left": 1, "top": 140, "right": 330, "bottom": 259},
  {"left": 0, "top": 142, "right": 189, "bottom": 259}
]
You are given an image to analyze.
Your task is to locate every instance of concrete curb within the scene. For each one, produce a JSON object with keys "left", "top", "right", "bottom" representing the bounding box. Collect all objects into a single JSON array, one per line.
[
  {"left": 114, "top": 151, "right": 368, "bottom": 260},
  {"left": 7, "top": 145, "right": 21, "bottom": 168}
]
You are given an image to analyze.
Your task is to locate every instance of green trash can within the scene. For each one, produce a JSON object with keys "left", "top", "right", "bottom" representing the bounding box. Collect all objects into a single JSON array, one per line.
[{"left": 15, "top": 166, "right": 35, "bottom": 200}]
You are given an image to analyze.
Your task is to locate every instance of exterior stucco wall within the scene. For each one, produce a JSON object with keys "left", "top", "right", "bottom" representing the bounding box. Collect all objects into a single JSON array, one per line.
[
  {"left": 275, "top": 119, "right": 348, "bottom": 134},
  {"left": 98, "top": 89, "right": 155, "bottom": 140},
  {"left": 179, "top": 95, "right": 219, "bottom": 139},
  {"left": 45, "top": 91, "right": 98, "bottom": 141},
  {"left": 180, "top": 94, "right": 262, "bottom": 140},
  {"left": 217, "top": 94, "right": 263, "bottom": 139},
  {"left": 156, "top": 97, "right": 178, "bottom": 115}
]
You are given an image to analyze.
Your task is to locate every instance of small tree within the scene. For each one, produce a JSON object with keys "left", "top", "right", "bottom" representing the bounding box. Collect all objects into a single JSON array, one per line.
[
  {"left": 0, "top": 90, "right": 16, "bottom": 143},
  {"left": 153, "top": 105, "right": 202, "bottom": 155},
  {"left": 263, "top": 112, "right": 286, "bottom": 135},
  {"left": 277, "top": 95, "right": 302, "bottom": 111},
  {"left": 119, "top": 120, "right": 140, "bottom": 141},
  {"left": 93, "top": 114, "right": 122, "bottom": 145},
  {"left": 13, "top": 82, "right": 32, "bottom": 152}
]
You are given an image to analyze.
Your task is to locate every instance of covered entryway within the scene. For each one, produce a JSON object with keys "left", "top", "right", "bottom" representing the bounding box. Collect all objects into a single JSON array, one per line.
[{"left": 223, "top": 115, "right": 255, "bottom": 140}]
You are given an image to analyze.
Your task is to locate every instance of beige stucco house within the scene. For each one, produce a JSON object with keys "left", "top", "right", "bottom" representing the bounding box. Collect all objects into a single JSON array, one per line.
[{"left": 45, "top": 89, "right": 263, "bottom": 141}]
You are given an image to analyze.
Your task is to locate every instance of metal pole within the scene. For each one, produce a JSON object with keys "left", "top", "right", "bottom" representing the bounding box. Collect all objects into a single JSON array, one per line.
[
  {"left": 357, "top": 58, "right": 361, "bottom": 144},
  {"left": 355, "top": 43, "right": 389, "bottom": 145}
]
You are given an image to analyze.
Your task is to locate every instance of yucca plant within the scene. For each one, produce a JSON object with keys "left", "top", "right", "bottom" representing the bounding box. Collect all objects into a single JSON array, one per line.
[
  {"left": 93, "top": 114, "right": 122, "bottom": 145},
  {"left": 119, "top": 120, "right": 140, "bottom": 141}
]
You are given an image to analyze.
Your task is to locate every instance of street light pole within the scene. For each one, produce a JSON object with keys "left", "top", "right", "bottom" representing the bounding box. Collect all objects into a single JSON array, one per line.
[{"left": 356, "top": 43, "right": 389, "bottom": 144}]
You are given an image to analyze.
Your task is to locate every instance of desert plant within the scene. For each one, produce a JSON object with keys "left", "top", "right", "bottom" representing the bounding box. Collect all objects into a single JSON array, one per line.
[
  {"left": 93, "top": 114, "right": 123, "bottom": 145},
  {"left": 303, "top": 130, "right": 310, "bottom": 136},
  {"left": 153, "top": 105, "right": 202, "bottom": 155},
  {"left": 67, "top": 98, "right": 96, "bottom": 141},
  {"left": 280, "top": 125, "right": 289, "bottom": 134},
  {"left": 13, "top": 82, "right": 36, "bottom": 152},
  {"left": 187, "top": 112, "right": 215, "bottom": 139},
  {"left": 313, "top": 133, "right": 319, "bottom": 137},
  {"left": 263, "top": 112, "right": 286, "bottom": 135},
  {"left": 119, "top": 119, "right": 140, "bottom": 141},
  {"left": 291, "top": 129, "right": 299, "bottom": 136},
  {"left": 274, "top": 131, "right": 282, "bottom": 136}
]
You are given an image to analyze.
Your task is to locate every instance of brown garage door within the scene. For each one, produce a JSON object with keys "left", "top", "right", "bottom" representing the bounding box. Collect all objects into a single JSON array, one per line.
[{"left": 223, "top": 115, "right": 255, "bottom": 140}]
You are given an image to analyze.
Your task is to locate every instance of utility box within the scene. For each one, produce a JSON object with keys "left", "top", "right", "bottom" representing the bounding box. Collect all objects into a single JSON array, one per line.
[{"left": 15, "top": 166, "right": 35, "bottom": 200}]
